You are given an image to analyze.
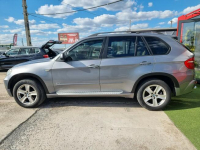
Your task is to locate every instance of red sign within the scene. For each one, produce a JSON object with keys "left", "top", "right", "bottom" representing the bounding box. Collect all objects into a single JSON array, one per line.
[
  {"left": 13, "top": 34, "right": 18, "bottom": 46},
  {"left": 58, "top": 33, "right": 79, "bottom": 44}
]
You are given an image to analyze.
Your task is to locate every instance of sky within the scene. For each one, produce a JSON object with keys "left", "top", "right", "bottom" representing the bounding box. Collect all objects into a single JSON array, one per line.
[{"left": 0, "top": 0, "right": 200, "bottom": 47}]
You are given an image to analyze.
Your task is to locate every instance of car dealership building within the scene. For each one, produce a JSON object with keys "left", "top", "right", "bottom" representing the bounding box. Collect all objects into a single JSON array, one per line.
[{"left": 177, "top": 8, "right": 200, "bottom": 81}]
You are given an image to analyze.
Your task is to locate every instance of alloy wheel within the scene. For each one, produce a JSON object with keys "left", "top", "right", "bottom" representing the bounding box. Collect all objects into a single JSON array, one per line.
[
  {"left": 142, "top": 84, "right": 167, "bottom": 107},
  {"left": 17, "top": 84, "right": 37, "bottom": 105}
]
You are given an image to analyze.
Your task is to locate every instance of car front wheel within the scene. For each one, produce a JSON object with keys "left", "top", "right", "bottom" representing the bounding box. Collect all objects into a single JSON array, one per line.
[
  {"left": 137, "top": 79, "right": 171, "bottom": 111},
  {"left": 13, "top": 79, "right": 46, "bottom": 108}
]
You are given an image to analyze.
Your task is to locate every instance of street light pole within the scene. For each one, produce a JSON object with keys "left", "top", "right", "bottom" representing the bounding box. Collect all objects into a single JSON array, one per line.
[
  {"left": 22, "top": 0, "right": 32, "bottom": 46},
  {"left": 170, "top": 20, "right": 173, "bottom": 28}
]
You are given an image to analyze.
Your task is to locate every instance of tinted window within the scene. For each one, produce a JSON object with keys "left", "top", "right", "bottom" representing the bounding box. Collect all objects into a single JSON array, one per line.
[
  {"left": 144, "top": 37, "right": 169, "bottom": 55},
  {"left": 136, "top": 37, "right": 149, "bottom": 56},
  {"left": 67, "top": 39, "right": 103, "bottom": 61},
  {"left": 6, "top": 49, "right": 20, "bottom": 56},
  {"left": 19, "top": 48, "right": 30, "bottom": 55},
  {"left": 107, "top": 36, "right": 136, "bottom": 58}
]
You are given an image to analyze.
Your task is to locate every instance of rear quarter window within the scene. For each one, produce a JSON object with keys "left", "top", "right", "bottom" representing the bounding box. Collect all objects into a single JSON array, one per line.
[{"left": 144, "top": 37, "right": 170, "bottom": 55}]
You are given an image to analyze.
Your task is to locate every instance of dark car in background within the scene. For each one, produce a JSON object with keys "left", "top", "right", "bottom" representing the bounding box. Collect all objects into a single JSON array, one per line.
[{"left": 0, "top": 40, "right": 61, "bottom": 70}]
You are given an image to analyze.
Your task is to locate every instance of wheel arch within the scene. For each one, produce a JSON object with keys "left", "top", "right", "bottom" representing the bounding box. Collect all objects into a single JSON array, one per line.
[
  {"left": 8, "top": 73, "right": 49, "bottom": 96},
  {"left": 132, "top": 73, "right": 179, "bottom": 96}
]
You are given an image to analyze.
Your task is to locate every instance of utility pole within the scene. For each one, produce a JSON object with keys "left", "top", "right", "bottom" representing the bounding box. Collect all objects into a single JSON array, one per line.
[
  {"left": 22, "top": 38, "right": 24, "bottom": 46},
  {"left": 129, "top": 20, "right": 132, "bottom": 31},
  {"left": 22, "top": 0, "right": 32, "bottom": 46}
]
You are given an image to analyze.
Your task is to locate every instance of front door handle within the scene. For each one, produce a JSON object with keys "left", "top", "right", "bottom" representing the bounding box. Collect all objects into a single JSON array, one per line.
[
  {"left": 88, "top": 64, "right": 100, "bottom": 68},
  {"left": 140, "top": 61, "right": 151, "bottom": 65}
]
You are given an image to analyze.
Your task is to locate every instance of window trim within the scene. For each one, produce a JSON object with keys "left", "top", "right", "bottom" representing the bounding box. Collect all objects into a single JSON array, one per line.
[
  {"left": 64, "top": 37, "right": 106, "bottom": 62},
  {"left": 143, "top": 36, "right": 171, "bottom": 55}
]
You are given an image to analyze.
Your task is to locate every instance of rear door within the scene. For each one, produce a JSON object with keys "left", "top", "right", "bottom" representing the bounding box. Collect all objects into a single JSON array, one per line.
[{"left": 100, "top": 36, "right": 155, "bottom": 93}]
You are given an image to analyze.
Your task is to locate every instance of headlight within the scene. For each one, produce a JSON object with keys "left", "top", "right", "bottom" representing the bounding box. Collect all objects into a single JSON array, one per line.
[{"left": 7, "top": 69, "right": 12, "bottom": 76}]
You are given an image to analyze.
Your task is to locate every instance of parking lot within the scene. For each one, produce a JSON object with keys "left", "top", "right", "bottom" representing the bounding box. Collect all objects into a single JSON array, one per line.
[{"left": 0, "top": 71, "right": 196, "bottom": 150}]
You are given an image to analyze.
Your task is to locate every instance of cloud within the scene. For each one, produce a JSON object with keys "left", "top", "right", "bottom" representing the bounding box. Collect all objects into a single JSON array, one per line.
[
  {"left": 57, "top": 23, "right": 98, "bottom": 33},
  {"left": 30, "top": 23, "right": 60, "bottom": 30},
  {"left": 40, "top": 21, "right": 46, "bottom": 23},
  {"left": 5, "top": 17, "right": 36, "bottom": 25},
  {"left": 148, "top": 2, "right": 153, "bottom": 7},
  {"left": 3, "top": 28, "right": 23, "bottom": 33},
  {"left": 158, "top": 22, "right": 165, "bottom": 25},
  {"left": 0, "top": 34, "right": 15, "bottom": 44},
  {"left": 115, "top": 23, "right": 148, "bottom": 31},
  {"left": 14, "top": 19, "right": 36, "bottom": 25},
  {"left": 73, "top": 14, "right": 117, "bottom": 28},
  {"left": 21, "top": 30, "right": 57, "bottom": 36},
  {"left": 168, "top": 17, "right": 178, "bottom": 24},
  {"left": 0, "top": 25, "right": 9, "bottom": 28},
  {"left": 138, "top": 4, "right": 144, "bottom": 11},
  {"left": 35, "top": 4, "right": 75, "bottom": 18},
  {"left": 116, "top": 9, "right": 177, "bottom": 21},
  {"left": 182, "top": 4, "right": 200, "bottom": 14},
  {"left": 5, "top": 17, "right": 15, "bottom": 22},
  {"left": 62, "top": 0, "right": 136, "bottom": 11}
]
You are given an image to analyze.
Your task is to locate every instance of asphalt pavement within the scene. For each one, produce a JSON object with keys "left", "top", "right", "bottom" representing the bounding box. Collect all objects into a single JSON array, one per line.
[{"left": 0, "top": 71, "right": 196, "bottom": 150}]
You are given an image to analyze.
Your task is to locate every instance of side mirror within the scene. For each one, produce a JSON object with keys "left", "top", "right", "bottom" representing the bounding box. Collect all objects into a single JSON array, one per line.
[{"left": 60, "top": 53, "right": 72, "bottom": 62}]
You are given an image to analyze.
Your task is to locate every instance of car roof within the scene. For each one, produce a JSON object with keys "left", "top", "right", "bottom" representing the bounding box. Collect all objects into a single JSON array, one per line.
[
  {"left": 82, "top": 32, "right": 174, "bottom": 41},
  {"left": 12, "top": 46, "right": 40, "bottom": 48}
]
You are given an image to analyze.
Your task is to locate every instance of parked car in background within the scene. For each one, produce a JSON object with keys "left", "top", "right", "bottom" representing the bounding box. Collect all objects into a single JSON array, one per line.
[
  {"left": 4, "top": 32, "right": 196, "bottom": 111},
  {"left": 0, "top": 40, "right": 61, "bottom": 70}
]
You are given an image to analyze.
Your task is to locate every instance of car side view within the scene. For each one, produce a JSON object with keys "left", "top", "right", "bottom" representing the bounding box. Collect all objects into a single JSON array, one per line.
[
  {"left": 0, "top": 40, "right": 61, "bottom": 70},
  {"left": 4, "top": 32, "right": 196, "bottom": 110}
]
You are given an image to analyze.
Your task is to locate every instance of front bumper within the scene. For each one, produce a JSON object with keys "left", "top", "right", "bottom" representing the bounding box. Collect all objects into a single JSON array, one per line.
[
  {"left": 175, "top": 80, "right": 196, "bottom": 96},
  {"left": 4, "top": 76, "right": 12, "bottom": 97}
]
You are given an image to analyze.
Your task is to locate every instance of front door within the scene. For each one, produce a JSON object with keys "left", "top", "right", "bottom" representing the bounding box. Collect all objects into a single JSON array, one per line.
[{"left": 52, "top": 38, "right": 105, "bottom": 94}]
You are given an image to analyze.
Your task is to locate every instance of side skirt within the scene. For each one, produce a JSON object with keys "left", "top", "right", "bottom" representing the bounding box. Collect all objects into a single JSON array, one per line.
[{"left": 46, "top": 91, "right": 134, "bottom": 98}]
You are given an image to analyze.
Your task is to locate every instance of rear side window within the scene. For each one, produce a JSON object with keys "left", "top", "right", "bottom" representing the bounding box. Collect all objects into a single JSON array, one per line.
[
  {"left": 144, "top": 37, "right": 170, "bottom": 55},
  {"left": 107, "top": 36, "right": 136, "bottom": 58},
  {"left": 136, "top": 37, "right": 150, "bottom": 56}
]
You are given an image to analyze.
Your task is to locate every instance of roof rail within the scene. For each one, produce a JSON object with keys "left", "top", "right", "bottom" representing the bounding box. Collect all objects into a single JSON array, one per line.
[{"left": 88, "top": 28, "right": 177, "bottom": 37}]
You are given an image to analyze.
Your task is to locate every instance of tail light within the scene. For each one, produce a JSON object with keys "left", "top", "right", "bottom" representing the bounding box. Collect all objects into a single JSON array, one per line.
[
  {"left": 43, "top": 55, "right": 49, "bottom": 58},
  {"left": 184, "top": 57, "right": 195, "bottom": 69}
]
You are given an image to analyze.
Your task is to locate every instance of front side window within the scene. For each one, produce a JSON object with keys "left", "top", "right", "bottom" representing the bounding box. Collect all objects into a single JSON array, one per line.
[
  {"left": 107, "top": 36, "right": 136, "bottom": 58},
  {"left": 6, "top": 49, "right": 20, "bottom": 56},
  {"left": 144, "top": 37, "right": 170, "bottom": 55},
  {"left": 67, "top": 39, "right": 103, "bottom": 61}
]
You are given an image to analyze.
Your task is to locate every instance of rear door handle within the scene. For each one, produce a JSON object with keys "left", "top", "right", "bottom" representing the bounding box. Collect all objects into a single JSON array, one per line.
[
  {"left": 140, "top": 61, "right": 151, "bottom": 65},
  {"left": 88, "top": 64, "right": 100, "bottom": 68}
]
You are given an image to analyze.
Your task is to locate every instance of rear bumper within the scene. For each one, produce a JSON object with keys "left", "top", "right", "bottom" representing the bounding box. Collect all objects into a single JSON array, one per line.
[{"left": 175, "top": 80, "right": 196, "bottom": 96}]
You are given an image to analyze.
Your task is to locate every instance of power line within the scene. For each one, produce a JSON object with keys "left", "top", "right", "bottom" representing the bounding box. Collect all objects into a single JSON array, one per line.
[
  {"left": 58, "top": 0, "right": 98, "bottom": 16},
  {"left": 29, "top": 14, "right": 63, "bottom": 26},
  {"left": 66, "top": 3, "right": 98, "bottom": 16},
  {"left": 29, "top": 0, "right": 123, "bottom": 15}
]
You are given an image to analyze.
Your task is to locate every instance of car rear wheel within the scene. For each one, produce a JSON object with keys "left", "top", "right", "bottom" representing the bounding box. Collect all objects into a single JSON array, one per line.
[
  {"left": 136, "top": 79, "right": 171, "bottom": 111},
  {"left": 13, "top": 79, "right": 46, "bottom": 108}
]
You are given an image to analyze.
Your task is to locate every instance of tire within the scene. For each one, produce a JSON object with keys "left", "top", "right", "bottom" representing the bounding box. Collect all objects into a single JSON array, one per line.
[
  {"left": 13, "top": 79, "right": 46, "bottom": 108},
  {"left": 136, "top": 79, "right": 171, "bottom": 111}
]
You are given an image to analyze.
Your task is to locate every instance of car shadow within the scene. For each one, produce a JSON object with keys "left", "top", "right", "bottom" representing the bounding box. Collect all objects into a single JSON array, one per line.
[
  {"left": 165, "top": 99, "right": 200, "bottom": 111},
  {"left": 0, "top": 70, "right": 8, "bottom": 72},
  {"left": 41, "top": 97, "right": 141, "bottom": 108}
]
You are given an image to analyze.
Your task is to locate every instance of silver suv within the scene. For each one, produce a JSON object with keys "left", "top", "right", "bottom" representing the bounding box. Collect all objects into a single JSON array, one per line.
[{"left": 4, "top": 32, "right": 196, "bottom": 110}]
